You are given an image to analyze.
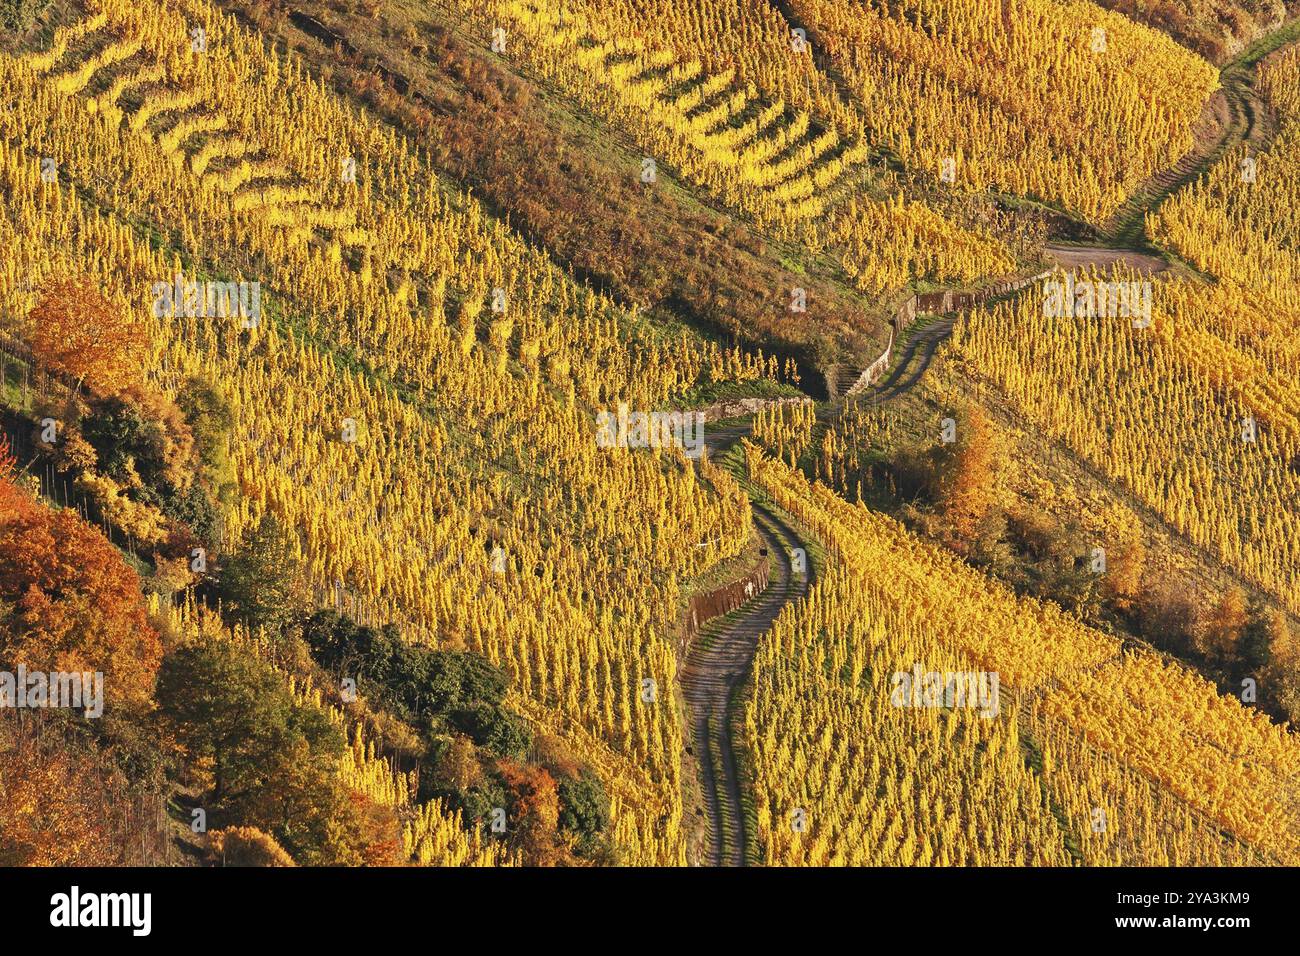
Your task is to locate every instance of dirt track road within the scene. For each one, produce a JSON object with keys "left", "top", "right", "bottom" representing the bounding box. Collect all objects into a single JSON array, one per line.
[
  {"left": 870, "top": 243, "right": 1174, "bottom": 404},
  {"left": 679, "top": 503, "right": 809, "bottom": 866},
  {"left": 1044, "top": 245, "right": 1171, "bottom": 275},
  {"left": 675, "top": 14, "right": 1300, "bottom": 870}
]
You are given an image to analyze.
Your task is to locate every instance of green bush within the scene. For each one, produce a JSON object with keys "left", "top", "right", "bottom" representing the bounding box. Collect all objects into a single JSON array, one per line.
[
  {"left": 558, "top": 769, "right": 610, "bottom": 855},
  {"left": 302, "top": 610, "right": 512, "bottom": 727},
  {"left": 451, "top": 701, "right": 532, "bottom": 758},
  {"left": 176, "top": 375, "right": 236, "bottom": 507},
  {"left": 1, "top": 0, "right": 45, "bottom": 31}
]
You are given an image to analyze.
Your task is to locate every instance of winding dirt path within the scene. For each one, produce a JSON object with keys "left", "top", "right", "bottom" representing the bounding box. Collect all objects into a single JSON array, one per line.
[
  {"left": 1101, "top": 18, "right": 1295, "bottom": 247},
  {"left": 677, "top": 237, "right": 1194, "bottom": 866},
  {"left": 871, "top": 317, "right": 955, "bottom": 403},
  {"left": 1043, "top": 245, "right": 1171, "bottom": 275},
  {"left": 676, "top": 15, "right": 1300, "bottom": 869},
  {"left": 680, "top": 502, "right": 809, "bottom": 866}
]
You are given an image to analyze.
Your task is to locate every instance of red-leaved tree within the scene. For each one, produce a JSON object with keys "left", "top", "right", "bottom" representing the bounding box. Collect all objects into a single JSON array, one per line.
[
  {"left": 28, "top": 276, "right": 147, "bottom": 396},
  {"left": 0, "top": 485, "right": 161, "bottom": 711}
]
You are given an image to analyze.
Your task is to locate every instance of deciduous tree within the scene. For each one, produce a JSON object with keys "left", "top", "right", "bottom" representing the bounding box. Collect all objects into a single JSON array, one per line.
[
  {"left": 156, "top": 635, "right": 355, "bottom": 863},
  {"left": 935, "top": 405, "right": 1002, "bottom": 549},
  {"left": 28, "top": 276, "right": 147, "bottom": 396},
  {"left": 495, "top": 759, "right": 566, "bottom": 866},
  {"left": 217, "top": 514, "right": 304, "bottom": 634},
  {"left": 1196, "top": 586, "right": 1249, "bottom": 664},
  {"left": 0, "top": 495, "right": 161, "bottom": 711},
  {"left": 0, "top": 725, "right": 120, "bottom": 866}
]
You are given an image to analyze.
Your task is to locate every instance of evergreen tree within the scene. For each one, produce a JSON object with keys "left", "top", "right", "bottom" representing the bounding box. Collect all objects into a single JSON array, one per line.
[{"left": 218, "top": 514, "right": 303, "bottom": 634}]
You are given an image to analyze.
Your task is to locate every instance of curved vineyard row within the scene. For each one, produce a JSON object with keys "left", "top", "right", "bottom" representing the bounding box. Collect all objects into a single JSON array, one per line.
[
  {"left": 0, "top": 0, "right": 788, "bottom": 864},
  {"left": 742, "top": 448, "right": 1298, "bottom": 864}
]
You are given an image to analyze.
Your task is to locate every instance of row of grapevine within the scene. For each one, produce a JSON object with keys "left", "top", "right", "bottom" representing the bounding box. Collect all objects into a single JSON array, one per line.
[
  {"left": 744, "top": 448, "right": 1296, "bottom": 864},
  {"left": 0, "top": 0, "right": 776, "bottom": 863},
  {"left": 459, "top": 0, "right": 868, "bottom": 235},
  {"left": 831, "top": 194, "right": 1016, "bottom": 295},
  {"left": 1150, "top": 46, "right": 1300, "bottom": 291},
  {"left": 787, "top": 0, "right": 1218, "bottom": 222},
  {"left": 946, "top": 267, "right": 1300, "bottom": 616},
  {"left": 453, "top": 0, "right": 1016, "bottom": 295}
]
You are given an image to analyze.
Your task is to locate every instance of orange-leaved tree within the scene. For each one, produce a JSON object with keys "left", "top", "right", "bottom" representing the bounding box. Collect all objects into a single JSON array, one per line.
[
  {"left": 0, "top": 483, "right": 161, "bottom": 710},
  {"left": 935, "top": 405, "right": 1002, "bottom": 548},
  {"left": 496, "top": 759, "right": 568, "bottom": 865},
  {"left": 0, "top": 435, "right": 27, "bottom": 520},
  {"left": 0, "top": 728, "right": 121, "bottom": 866},
  {"left": 28, "top": 276, "right": 147, "bottom": 396},
  {"left": 1196, "top": 586, "right": 1249, "bottom": 664}
]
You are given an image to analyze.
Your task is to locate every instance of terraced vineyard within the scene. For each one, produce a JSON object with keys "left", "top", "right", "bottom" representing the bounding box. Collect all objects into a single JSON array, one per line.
[
  {"left": 745, "top": 449, "right": 1296, "bottom": 865},
  {"left": 459, "top": 0, "right": 1025, "bottom": 296},
  {"left": 2, "top": 0, "right": 1299, "bottom": 891},
  {"left": 1, "top": 0, "right": 776, "bottom": 866}
]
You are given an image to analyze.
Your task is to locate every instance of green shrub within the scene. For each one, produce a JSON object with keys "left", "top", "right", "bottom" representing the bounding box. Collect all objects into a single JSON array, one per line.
[{"left": 1, "top": 0, "right": 45, "bottom": 31}]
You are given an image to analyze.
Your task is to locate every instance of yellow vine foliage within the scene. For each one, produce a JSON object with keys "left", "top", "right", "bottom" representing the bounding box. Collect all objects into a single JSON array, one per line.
[
  {"left": 811, "top": 398, "right": 896, "bottom": 494},
  {"left": 744, "top": 448, "right": 1299, "bottom": 864},
  {"left": 457, "top": 0, "right": 1015, "bottom": 293},
  {"left": 460, "top": 0, "right": 868, "bottom": 236},
  {"left": 0, "top": 0, "right": 774, "bottom": 864},
  {"left": 788, "top": 0, "right": 1218, "bottom": 222},
  {"left": 751, "top": 399, "right": 817, "bottom": 467},
  {"left": 946, "top": 267, "right": 1300, "bottom": 615},
  {"left": 528, "top": 0, "right": 854, "bottom": 131},
  {"left": 831, "top": 194, "right": 1015, "bottom": 294},
  {"left": 1151, "top": 47, "right": 1300, "bottom": 289}
]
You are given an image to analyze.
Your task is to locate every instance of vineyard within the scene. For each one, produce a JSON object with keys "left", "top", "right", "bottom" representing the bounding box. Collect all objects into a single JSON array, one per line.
[
  {"left": 944, "top": 268, "right": 1300, "bottom": 616},
  {"left": 452, "top": 0, "right": 1035, "bottom": 298},
  {"left": 1151, "top": 45, "right": 1300, "bottom": 291},
  {"left": 0, "top": 0, "right": 781, "bottom": 864},
  {"left": 744, "top": 449, "right": 1296, "bottom": 865},
  {"left": 1, "top": 0, "right": 1299, "bottom": 878},
  {"left": 787, "top": 0, "right": 1219, "bottom": 222}
]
